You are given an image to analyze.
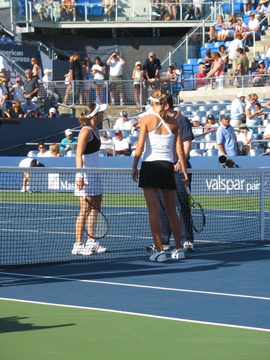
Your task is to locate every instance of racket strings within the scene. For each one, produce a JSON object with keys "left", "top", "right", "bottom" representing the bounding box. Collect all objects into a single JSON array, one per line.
[{"left": 84, "top": 207, "right": 108, "bottom": 239}]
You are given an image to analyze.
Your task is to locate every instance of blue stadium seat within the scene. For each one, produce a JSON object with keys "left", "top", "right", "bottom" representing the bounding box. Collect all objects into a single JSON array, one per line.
[
  {"left": 234, "top": 0, "right": 244, "bottom": 14},
  {"left": 90, "top": 0, "right": 103, "bottom": 20},
  {"left": 221, "top": 2, "right": 231, "bottom": 14},
  {"left": 75, "top": 0, "right": 91, "bottom": 18}
]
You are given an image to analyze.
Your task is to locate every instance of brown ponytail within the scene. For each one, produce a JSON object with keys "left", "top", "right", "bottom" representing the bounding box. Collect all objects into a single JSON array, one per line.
[
  {"left": 78, "top": 103, "right": 96, "bottom": 127},
  {"left": 151, "top": 89, "right": 167, "bottom": 121}
]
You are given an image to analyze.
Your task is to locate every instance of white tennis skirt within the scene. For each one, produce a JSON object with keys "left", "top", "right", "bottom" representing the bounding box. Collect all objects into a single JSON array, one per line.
[{"left": 74, "top": 173, "right": 103, "bottom": 197}]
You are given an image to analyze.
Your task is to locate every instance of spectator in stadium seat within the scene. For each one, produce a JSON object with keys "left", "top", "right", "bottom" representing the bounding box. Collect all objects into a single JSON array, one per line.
[
  {"left": 264, "top": 99, "right": 270, "bottom": 109},
  {"left": 9, "top": 77, "right": 24, "bottom": 102},
  {"left": 60, "top": 128, "right": 77, "bottom": 152},
  {"left": 47, "top": 107, "right": 60, "bottom": 118},
  {"left": 167, "top": 65, "right": 177, "bottom": 81},
  {"left": 4, "top": 100, "right": 24, "bottom": 118},
  {"left": 209, "top": 15, "right": 228, "bottom": 42},
  {"left": 61, "top": 0, "right": 76, "bottom": 21},
  {"left": 258, "top": 0, "right": 270, "bottom": 26},
  {"left": 206, "top": 52, "right": 226, "bottom": 89},
  {"left": 192, "top": 115, "right": 203, "bottom": 136},
  {"left": 230, "top": 92, "right": 246, "bottom": 133},
  {"left": 0, "top": 54, "right": 10, "bottom": 82},
  {"left": 102, "top": 0, "right": 115, "bottom": 21},
  {"left": 30, "top": 108, "right": 43, "bottom": 118},
  {"left": 100, "top": 131, "right": 113, "bottom": 150},
  {"left": 108, "top": 130, "right": 129, "bottom": 156},
  {"left": 37, "top": 141, "right": 51, "bottom": 157},
  {"left": 196, "top": 64, "right": 208, "bottom": 88},
  {"left": 255, "top": 102, "right": 266, "bottom": 123},
  {"left": 1, "top": 78, "right": 11, "bottom": 108},
  {"left": 242, "top": 12, "right": 260, "bottom": 42},
  {"left": 165, "top": 0, "right": 179, "bottom": 21},
  {"left": 151, "top": 0, "right": 166, "bottom": 19},
  {"left": 204, "top": 49, "right": 214, "bottom": 70},
  {"left": 219, "top": 44, "right": 228, "bottom": 65},
  {"left": 69, "top": 52, "right": 83, "bottom": 105},
  {"left": 237, "top": 123, "right": 258, "bottom": 155},
  {"left": 204, "top": 114, "right": 218, "bottom": 134},
  {"left": 143, "top": 52, "right": 161, "bottom": 89},
  {"left": 234, "top": 18, "right": 250, "bottom": 42},
  {"left": 0, "top": 79, "right": 7, "bottom": 116},
  {"left": 252, "top": 60, "right": 268, "bottom": 87},
  {"left": 33, "top": 0, "right": 46, "bottom": 20},
  {"left": 22, "top": 95, "right": 37, "bottom": 117},
  {"left": 49, "top": 143, "right": 61, "bottom": 157},
  {"left": 217, "top": 114, "right": 240, "bottom": 156},
  {"left": 23, "top": 69, "right": 40, "bottom": 99},
  {"left": 113, "top": 110, "right": 133, "bottom": 130},
  {"left": 107, "top": 52, "right": 125, "bottom": 106}
]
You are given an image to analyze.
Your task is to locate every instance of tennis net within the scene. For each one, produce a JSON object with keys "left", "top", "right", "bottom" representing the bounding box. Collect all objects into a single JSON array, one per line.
[{"left": 0, "top": 166, "right": 269, "bottom": 266}]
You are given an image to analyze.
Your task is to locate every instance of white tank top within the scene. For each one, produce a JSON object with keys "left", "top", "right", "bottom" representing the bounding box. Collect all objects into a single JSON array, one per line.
[{"left": 142, "top": 112, "right": 175, "bottom": 163}]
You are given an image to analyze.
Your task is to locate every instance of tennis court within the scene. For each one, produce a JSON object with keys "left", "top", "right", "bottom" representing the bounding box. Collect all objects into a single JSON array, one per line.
[{"left": 0, "top": 166, "right": 270, "bottom": 359}]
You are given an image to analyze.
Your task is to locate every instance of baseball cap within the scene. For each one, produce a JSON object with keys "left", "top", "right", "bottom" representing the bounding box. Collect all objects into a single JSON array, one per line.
[
  {"left": 135, "top": 61, "right": 141, "bottom": 66},
  {"left": 115, "top": 130, "right": 122, "bottom": 135},
  {"left": 100, "top": 131, "right": 108, "bottom": 137},
  {"left": 240, "top": 123, "right": 249, "bottom": 130},
  {"left": 44, "top": 68, "right": 52, "bottom": 74},
  {"left": 49, "top": 107, "right": 56, "bottom": 114},
  {"left": 220, "top": 114, "right": 230, "bottom": 120},
  {"left": 237, "top": 92, "right": 246, "bottom": 98},
  {"left": 207, "top": 114, "right": 215, "bottom": 120},
  {"left": 120, "top": 111, "right": 127, "bottom": 117},
  {"left": 15, "top": 77, "right": 21, "bottom": 82},
  {"left": 149, "top": 51, "right": 155, "bottom": 57},
  {"left": 258, "top": 60, "right": 264, "bottom": 64},
  {"left": 192, "top": 116, "right": 201, "bottom": 122},
  {"left": 25, "top": 94, "right": 32, "bottom": 99},
  {"left": 65, "top": 128, "right": 73, "bottom": 135}
]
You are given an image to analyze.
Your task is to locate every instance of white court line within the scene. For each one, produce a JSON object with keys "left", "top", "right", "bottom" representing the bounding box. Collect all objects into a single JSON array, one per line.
[
  {"left": 0, "top": 297, "right": 269, "bottom": 333},
  {"left": 0, "top": 271, "right": 269, "bottom": 301}
]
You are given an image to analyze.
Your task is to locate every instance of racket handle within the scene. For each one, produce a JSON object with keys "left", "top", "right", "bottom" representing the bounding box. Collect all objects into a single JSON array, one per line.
[{"left": 185, "top": 185, "right": 190, "bottom": 195}]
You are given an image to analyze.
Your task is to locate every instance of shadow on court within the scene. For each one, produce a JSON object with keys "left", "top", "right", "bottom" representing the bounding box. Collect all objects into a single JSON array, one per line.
[
  {"left": 0, "top": 247, "right": 269, "bottom": 286},
  {"left": 0, "top": 316, "right": 75, "bottom": 334}
]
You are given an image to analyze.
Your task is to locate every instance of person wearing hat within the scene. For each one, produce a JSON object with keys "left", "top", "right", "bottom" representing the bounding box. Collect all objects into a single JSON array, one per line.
[
  {"left": 60, "top": 128, "right": 77, "bottom": 152},
  {"left": 113, "top": 110, "right": 132, "bottom": 130},
  {"left": 4, "top": 99, "right": 24, "bottom": 118},
  {"left": 9, "top": 77, "right": 24, "bottom": 102},
  {"left": 192, "top": 115, "right": 203, "bottom": 136},
  {"left": 230, "top": 92, "right": 246, "bottom": 133},
  {"left": 21, "top": 95, "right": 38, "bottom": 117},
  {"left": 237, "top": 123, "right": 258, "bottom": 155},
  {"left": 204, "top": 114, "right": 218, "bottom": 134},
  {"left": 252, "top": 60, "right": 268, "bottom": 87},
  {"left": 42, "top": 68, "right": 52, "bottom": 85},
  {"left": 258, "top": 0, "right": 270, "bottom": 26},
  {"left": 100, "top": 131, "right": 113, "bottom": 151},
  {"left": 23, "top": 69, "right": 40, "bottom": 99},
  {"left": 216, "top": 114, "right": 240, "bottom": 156},
  {"left": 107, "top": 51, "right": 125, "bottom": 106},
  {"left": 30, "top": 107, "right": 43, "bottom": 118},
  {"left": 143, "top": 51, "right": 161, "bottom": 89},
  {"left": 132, "top": 61, "right": 143, "bottom": 106},
  {"left": 108, "top": 130, "right": 129, "bottom": 156},
  {"left": 73, "top": 102, "right": 108, "bottom": 256}
]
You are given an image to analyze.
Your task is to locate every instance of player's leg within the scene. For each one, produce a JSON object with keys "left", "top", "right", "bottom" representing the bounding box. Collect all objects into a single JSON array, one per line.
[
  {"left": 143, "top": 187, "right": 163, "bottom": 253},
  {"left": 73, "top": 196, "right": 87, "bottom": 254}
]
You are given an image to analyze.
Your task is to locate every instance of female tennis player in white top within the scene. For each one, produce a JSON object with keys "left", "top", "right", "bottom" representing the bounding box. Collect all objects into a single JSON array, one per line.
[
  {"left": 132, "top": 89, "right": 189, "bottom": 262},
  {"left": 72, "top": 103, "right": 107, "bottom": 256}
]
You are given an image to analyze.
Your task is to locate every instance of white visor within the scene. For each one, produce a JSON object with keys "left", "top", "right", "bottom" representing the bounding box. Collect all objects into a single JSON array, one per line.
[
  {"left": 85, "top": 103, "right": 107, "bottom": 118},
  {"left": 148, "top": 96, "right": 159, "bottom": 103}
]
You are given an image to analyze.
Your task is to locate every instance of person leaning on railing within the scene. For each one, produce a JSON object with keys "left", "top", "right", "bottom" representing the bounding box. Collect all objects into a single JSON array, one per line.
[{"left": 205, "top": 52, "right": 226, "bottom": 89}]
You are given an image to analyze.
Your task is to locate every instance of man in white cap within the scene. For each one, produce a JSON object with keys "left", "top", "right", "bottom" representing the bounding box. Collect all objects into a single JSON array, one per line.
[
  {"left": 192, "top": 115, "right": 203, "bottom": 137},
  {"left": 60, "top": 128, "right": 77, "bottom": 153},
  {"left": 230, "top": 92, "right": 246, "bottom": 134},
  {"left": 258, "top": 0, "right": 270, "bottom": 25},
  {"left": 113, "top": 110, "right": 133, "bottom": 130}
]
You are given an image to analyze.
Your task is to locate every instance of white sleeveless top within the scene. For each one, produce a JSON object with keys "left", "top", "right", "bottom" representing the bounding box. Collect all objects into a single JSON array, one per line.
[{"left": 142, "top": 112, "right": 175, "bottom": 163}]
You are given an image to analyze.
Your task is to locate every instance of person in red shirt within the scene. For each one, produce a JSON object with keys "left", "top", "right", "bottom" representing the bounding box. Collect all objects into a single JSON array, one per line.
[{"left": 196, "top": 64, "right": 208, "bottom": 88}]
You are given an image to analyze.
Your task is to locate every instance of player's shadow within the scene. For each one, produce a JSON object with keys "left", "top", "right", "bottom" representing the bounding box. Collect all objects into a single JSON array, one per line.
[{"left": 0, "top": 316, "right": 75, "bottom": 334}]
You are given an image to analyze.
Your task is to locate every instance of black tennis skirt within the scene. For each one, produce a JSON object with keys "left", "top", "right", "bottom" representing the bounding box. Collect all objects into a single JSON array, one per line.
[{"left": 139, "top": 161, "right": 176, "bottom": 190}]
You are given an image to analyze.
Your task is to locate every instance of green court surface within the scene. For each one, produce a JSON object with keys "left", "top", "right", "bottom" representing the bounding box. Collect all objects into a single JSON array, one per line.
[{"left": 1, "top": 300, "right": 269, "bottom": 360}]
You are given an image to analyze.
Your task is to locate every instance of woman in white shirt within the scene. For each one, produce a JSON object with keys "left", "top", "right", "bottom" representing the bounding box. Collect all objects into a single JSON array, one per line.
[
  {"left": 132, "top": 61, "right": 143, "bottom": 106},
  {"left": 92, "top": 57, "right": 106, "bottom": 105},
  {"left": 246, "top": 93, "right": 264, "bottom": 133},
  {"left": 132, "top": 89, "right": 189, "bottom": 262}
]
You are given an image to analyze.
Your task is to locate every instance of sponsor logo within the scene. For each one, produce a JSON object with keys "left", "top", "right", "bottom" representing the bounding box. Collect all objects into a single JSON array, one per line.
[
  {"left": 48, "top": 173, "right": 75, "bottom": 191},
  {"left": 206, "top": 176, "right": 261, "bottom": 193}
]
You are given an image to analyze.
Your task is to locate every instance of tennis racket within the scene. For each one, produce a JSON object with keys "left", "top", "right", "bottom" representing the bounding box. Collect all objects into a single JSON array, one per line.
[
  {"left": 83, "top": 196, "right": 108, "bottom": 239},
  {"left": 185, "top": 186, "right": 205, "bottom": 233}
]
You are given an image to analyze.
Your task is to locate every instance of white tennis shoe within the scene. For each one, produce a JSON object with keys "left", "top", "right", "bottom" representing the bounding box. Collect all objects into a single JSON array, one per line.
[
  {"left": 150, "top": 251, "right": 167, "bottom": 262},
  {"left": 84, "top": 240, "right": 107, "bottom": 255},
  {"left": 171, "top": 248, "right": 185, "bottom": 260},
  {"left": 71, "top": 242, "right": 85, "bottom": 255},
  {"left": 183, "top": 241, "right": 194, "bottom": 253}
]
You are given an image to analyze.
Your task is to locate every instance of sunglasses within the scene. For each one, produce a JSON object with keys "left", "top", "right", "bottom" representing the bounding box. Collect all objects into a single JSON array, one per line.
[{"left": 39, "top": 146, "right": 45, "bottom": 149}]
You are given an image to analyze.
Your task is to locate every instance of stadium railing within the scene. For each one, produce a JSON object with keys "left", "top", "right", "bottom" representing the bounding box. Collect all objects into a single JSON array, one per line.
[{"left": 0, "top": 166, "right": 269, "bottom": 266}]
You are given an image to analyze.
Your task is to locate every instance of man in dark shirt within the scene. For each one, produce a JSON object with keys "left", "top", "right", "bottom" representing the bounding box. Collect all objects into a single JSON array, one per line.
[
  {"left": 146, "top": 93, "right": 195, "bottom": 254},
  {"left": 69, "top": 51, "right": 83, "bottom": 104},
  {"left": 23, "top": 69, "right": 40, "bottom": 99},
  {"left": 143, "top": 51, "right": 161, "bottom": 89}
]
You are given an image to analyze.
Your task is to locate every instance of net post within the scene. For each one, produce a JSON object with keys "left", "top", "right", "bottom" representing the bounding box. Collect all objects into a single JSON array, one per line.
[{"left": 260, "top": 168, "right": 265, "bottom": 242}]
